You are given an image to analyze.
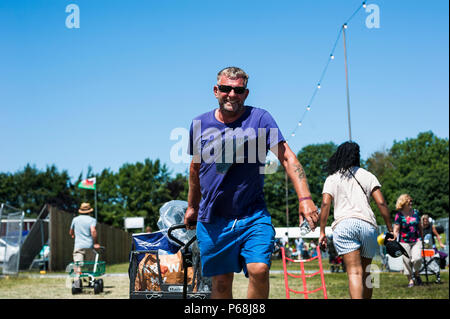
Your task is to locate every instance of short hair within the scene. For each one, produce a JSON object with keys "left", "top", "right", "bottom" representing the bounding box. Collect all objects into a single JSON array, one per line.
[
  {"left": 217, "top": 66, "right": 249, "bottom": 87},
  {"left": 395, "top": 194, "right": 412, "bottom": 210}
]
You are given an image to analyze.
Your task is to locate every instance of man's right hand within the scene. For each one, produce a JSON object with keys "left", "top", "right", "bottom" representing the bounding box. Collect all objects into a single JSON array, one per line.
[
  {"left": 299, "top": 199, "right": 319, "bottom": 231},
  {"left": 184, "top": 207, "right": 198, "bottom": 230}
]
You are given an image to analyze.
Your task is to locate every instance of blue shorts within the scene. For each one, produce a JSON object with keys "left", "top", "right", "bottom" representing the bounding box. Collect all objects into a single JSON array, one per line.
[
  {"left": 333, "top": 218, "right": 378, "bottom": 258},
  {"left": 196, "top": 209, "right": 275, "bottom": 277}
]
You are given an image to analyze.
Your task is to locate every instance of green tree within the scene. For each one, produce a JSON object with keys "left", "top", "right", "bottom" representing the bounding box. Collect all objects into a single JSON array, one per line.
[
  {"left": 167, "top": 173, "right": 189, "bottom": 201},
  {"left": 95, "top": 168, "right": 123, "bottom": 226},
  {"left": 367, "top": 131, "right": 449, "bottom": 221},
  {"left": 1, "top": 164, "right": 75, "bottom": 216},
  {"left": 365, "top": 148, "right": 393, "bottom": 178},
  {"left": 0, "top": 172, "right": 17, "bottom": 209},
  {"left": 296, "top": 142, "right": 337, "bottom": 227},
  {"left": 264, "top": 142, "right": 337, "bottom": 227},
  {"left": 91, "top": 159, "right": 173, "bottom": 229},
  {"left": 263, "top": 165, "right": 291, "bottom": 227}
]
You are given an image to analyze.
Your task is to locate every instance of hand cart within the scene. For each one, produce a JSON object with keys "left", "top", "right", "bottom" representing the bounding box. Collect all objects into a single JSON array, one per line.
[
  {"left": 68, "top": 246, "right": 106, "bottom": 295},
  {"left": 129, "top": 224, "right": 211, "bottom": 299}
]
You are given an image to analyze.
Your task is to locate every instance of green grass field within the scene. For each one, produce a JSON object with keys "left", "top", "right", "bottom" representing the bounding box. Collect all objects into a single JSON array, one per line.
[
  {"left": 240, "top": 259, "right": 449, "bottom": 299},
  {"left": 0, "top": 260, "right": 448, "bottom": 299}
]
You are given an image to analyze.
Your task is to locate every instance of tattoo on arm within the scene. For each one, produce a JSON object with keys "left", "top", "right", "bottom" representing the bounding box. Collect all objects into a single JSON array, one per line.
[{"left": 294, "top": 164, "right": 306, "bottom": 180}]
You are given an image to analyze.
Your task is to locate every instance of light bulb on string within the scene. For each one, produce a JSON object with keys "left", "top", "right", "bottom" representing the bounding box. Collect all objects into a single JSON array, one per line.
[{"left": 287, "top": 2, "right": 363, "bottom": 142}]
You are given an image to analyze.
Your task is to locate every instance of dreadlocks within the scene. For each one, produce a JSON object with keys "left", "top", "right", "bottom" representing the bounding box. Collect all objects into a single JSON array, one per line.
[{"left": 326, "top": 141, "right": 361, "bottom": 176}]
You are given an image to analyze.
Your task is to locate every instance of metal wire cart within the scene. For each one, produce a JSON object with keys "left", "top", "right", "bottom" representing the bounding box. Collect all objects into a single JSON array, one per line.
[{"left": 129, "top": 224, "right": 211, "bottom": 299}]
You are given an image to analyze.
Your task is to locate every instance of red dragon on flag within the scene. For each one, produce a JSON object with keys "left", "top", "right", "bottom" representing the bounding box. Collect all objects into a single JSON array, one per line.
[{"left": 78, "top": 177, "right": 96, "bottom": 190}]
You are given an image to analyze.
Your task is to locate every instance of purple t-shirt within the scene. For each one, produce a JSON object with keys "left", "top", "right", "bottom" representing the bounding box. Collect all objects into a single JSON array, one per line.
[{"left": 188, "top": 106, "right": 285, "bottom": 223}]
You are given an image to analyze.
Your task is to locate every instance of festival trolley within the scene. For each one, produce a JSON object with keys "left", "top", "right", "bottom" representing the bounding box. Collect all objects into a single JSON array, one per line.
[
  {"left": 68, "top": 246, "right": 106, "bottom": 295},
  {"left": 128, "top": 224, "right": 211, "bottom": 299}
]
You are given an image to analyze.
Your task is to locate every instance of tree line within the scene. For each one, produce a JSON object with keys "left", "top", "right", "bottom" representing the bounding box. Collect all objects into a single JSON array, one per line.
[
  {"left": 265, "top": 131, "right": 449, "bottom": 227},
  {"left": 0, "top": 131, "right": 448, "bottom": 230}
]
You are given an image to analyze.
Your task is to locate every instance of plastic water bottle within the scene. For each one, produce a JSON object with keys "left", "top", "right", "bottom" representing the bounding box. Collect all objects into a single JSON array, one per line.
[{"left": 299, "top": 209, "right": 320, "bottom": 236}]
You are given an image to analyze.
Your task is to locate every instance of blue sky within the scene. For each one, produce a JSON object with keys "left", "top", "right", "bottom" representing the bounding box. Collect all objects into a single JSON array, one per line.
[{"left": 1, "top": 0, "right": 448, "bottom": 181}]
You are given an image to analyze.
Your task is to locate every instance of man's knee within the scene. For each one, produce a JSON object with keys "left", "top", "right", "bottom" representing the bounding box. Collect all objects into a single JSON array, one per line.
[
  {"left": 212, "top": 273, "right": 233, "bottom": 292},
  {"left": 247, "top": 263, "right": 269, "bottom": 281}
]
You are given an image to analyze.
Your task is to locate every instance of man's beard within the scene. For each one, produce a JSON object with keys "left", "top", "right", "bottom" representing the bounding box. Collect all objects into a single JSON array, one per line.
[{"left": 219, "top": 98, "right": 244, "bottom": 115}]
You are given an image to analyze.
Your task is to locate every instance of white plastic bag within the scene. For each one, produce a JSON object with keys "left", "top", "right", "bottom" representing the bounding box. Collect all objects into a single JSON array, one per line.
[{"left": 157, "top": 200, "right": 195, "bottom": 246}]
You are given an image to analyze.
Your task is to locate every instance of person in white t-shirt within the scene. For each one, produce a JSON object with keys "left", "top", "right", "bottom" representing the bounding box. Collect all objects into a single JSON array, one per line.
[
  {"left": 281, "top": 232, "right": 289, "bottom": 247},
  {"left": 318, "top": 141, "right": 395, "bottom": 299}
]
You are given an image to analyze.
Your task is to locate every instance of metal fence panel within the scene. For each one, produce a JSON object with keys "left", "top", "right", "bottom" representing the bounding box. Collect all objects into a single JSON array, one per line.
[{"left": 0, "top": 204, "right": 25, "bottom": 275}]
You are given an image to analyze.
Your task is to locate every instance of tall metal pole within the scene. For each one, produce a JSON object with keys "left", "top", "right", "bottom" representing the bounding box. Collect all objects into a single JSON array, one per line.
[
  {"left": 342, "top": 24, "right": 352, "bottom": 141},
  {"left": 285, "top": 171, "right": 289, "bottom": 228},
  {"left": 94, "top": 188, "right": 98, "bottom": 221}
]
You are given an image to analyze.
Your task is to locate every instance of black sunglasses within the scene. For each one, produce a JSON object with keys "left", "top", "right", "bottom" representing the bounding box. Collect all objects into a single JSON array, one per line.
[{"left": 217, "top": 85, "right": 247, "bottom": 94}]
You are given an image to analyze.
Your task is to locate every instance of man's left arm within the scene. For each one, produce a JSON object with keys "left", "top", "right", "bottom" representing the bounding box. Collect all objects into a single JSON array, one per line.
[
  {"left": 273, "top": 141, "right": 319, "bottom": 229},
  {"left": 69, "top": 221, "right": 75, "bottom": 238},
  {"left": 90, "top": 225, "right": 100, "bottom": 249}
]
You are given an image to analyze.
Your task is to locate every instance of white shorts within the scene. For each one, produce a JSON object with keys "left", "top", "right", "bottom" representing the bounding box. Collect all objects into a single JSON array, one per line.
[{"left": 333, "top": 218, "right": 378, "bottom": 258}]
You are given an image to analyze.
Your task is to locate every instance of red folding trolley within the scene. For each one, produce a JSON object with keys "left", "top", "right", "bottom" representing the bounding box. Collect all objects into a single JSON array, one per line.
[{"left": 281, "top": 246, "right": 328, "bottom": 299}]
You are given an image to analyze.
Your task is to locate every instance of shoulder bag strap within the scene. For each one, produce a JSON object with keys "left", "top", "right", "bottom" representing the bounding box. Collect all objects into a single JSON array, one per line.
[{"left": 347, "top": 168, "right": 371, "bottom": 205}]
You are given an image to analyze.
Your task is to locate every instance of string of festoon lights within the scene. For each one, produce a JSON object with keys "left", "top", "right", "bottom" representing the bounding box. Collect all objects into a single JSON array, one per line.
[
  {"left": 286, "top": 1, "right": 368, "bottom": 142},
  {"left": 272, "top": 1, "right": 369, "bottom": 228}
]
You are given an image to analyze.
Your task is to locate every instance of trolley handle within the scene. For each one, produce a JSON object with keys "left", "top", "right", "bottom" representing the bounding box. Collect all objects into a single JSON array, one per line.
[
  {"left": 94, "top": 246, "right": 106, "bottom": 253},
  {"left": 167, "top": 224, "right": 197, "bottom": 250}
]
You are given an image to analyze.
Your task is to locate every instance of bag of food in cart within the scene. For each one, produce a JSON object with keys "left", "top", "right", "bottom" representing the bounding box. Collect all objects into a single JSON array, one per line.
[{"left": 134, "top": 249, "right": 194, "bottom": 291}]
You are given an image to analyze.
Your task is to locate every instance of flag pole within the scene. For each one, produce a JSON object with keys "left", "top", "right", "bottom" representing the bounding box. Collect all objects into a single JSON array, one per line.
[
  {"left": 94, "top": 187, "right": 98, "bottom": 221},
  {"left": 285, "top": 170, "right": 289, "bottom": 228}
]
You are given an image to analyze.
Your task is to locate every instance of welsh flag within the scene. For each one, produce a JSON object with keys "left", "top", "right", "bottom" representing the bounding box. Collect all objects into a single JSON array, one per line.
[{"left": 78, "top": 177, "right": 96, "bottom": 190}]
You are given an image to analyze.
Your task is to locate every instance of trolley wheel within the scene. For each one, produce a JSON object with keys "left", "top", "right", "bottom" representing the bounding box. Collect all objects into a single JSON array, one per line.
[
  {"left": 72, "top": 284, "right": 82, "bottom": 294},
  {"left": 71, "top": 279, "right": 82, "bottom": 294},
  {"left": 97, "top": 279, "right": 104, "bottom": 292},
  {"left": 94, "top": 282, "right": 101, "bottom": 294}
]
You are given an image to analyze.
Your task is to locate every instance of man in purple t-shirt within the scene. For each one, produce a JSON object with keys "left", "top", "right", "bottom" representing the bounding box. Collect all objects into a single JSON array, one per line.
[{"left": 184, "top": 66, "right": 318, "bottom": 299}]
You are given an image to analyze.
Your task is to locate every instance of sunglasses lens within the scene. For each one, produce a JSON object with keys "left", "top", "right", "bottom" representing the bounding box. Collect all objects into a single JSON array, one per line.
[
  {"left": 234, "top": 87, "right": 246, "bottom": 94},
  {"left": 218, "top": 85, "right": 246, "bottom": 94},
  {"left": 218, "top": 85, "right": 232, "bottom": 93}
]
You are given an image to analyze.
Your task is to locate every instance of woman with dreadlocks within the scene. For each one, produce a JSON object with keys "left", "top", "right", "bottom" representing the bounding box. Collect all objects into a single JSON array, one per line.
[{"left": 318, "top": 141, "right": 395, "bottom": 299}]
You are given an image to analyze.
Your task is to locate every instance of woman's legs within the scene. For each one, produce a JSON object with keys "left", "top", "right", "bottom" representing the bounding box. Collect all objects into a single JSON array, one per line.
[
  {"left": 411, "top": 240, "right": 423, "bottom": 282},
  {"left": 342, "top": 250, "right": 364, "bottom": 299},
  {"left": 334, "top": 219, "right": 377, "bottom": 298},
  {"left": 361, "top": 257, "right": 374, "bottom": 299},
  {"left": 400, "top": 242, "right": 414, "bottom": 285}
]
